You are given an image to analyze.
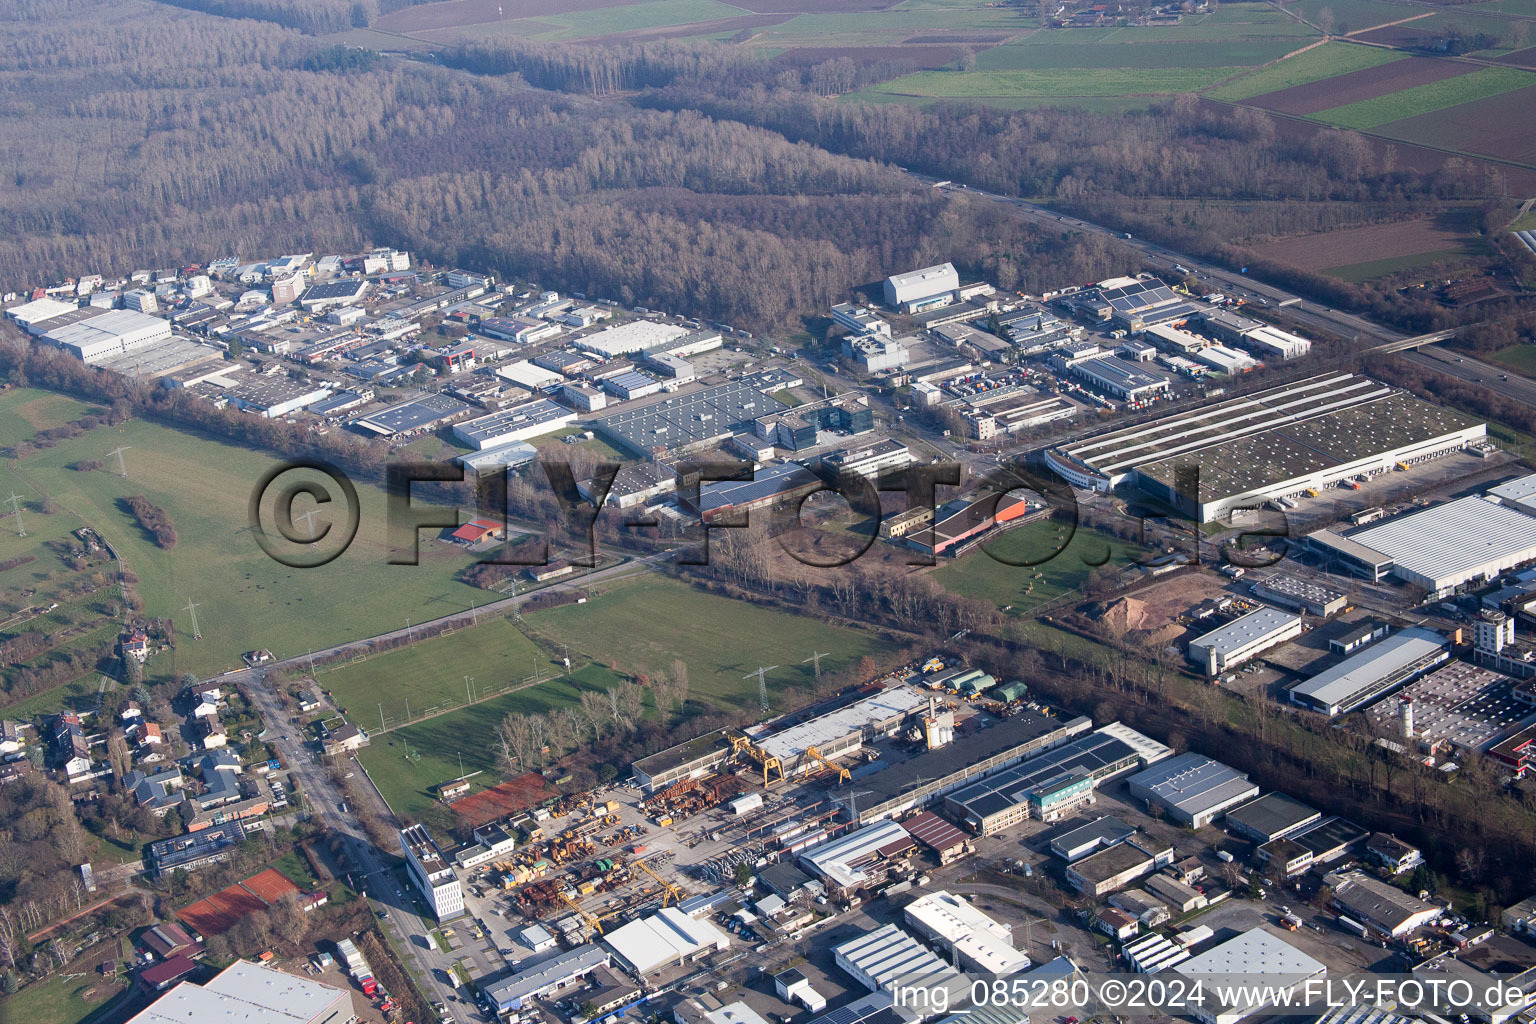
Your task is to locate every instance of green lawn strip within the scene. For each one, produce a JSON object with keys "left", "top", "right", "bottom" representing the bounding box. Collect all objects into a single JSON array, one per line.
[
  {"left": 1322, "top": 247, "right": 1474, "bottom": 282},
  {"left": 1489, "top": 343, "right": 1536, "bottom": 376},
  {"left": 975, "top": 38, "right": 1301, "bottom": 70},
  {"left": 1311, "top": 66, "right": 1535, "bottom": 129},
  {"left": 867, "top": 66, "right": 1246, "bottom": 98},
  {"left": 1203, "top": 40, "right": 1403, "bottom": 100}
]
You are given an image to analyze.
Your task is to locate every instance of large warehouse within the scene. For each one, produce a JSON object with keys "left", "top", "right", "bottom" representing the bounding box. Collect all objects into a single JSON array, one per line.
[
  {"left": 453, "top": 398, "right": 578, "bottom": 448},
  {"left": 1044, "top": 373, "right": 1484, "bottom": 522},
  {"left": 884, "top": 263, "right": 959, "bottom": 311},
  {"left": 944, "top": 725, "right": 1170, "bottom": 834},
  {"left": 1172, "top": 928, "right": 1326, "bottom": 1024},
  {"left": 1187, "top": 606, "right": 1303, "bottom": 676},
  {"left": 1125, "top": 752, "right": 1258, "bottom": 828},
  {"left": 127, "top": 960, "right": 350, "bottom": 1024},
  {"left": 43, "top": 308, "right": 173, "bottom": 363},
  {"left": 603, "top": 908, "right": 730, "bottom": 975},
  {"left": 1287, "top": 627, "right": 1449, "bottom": 717},
  {"left": 1342, "top": 496, "right": 1536, "bottom": 597},
  {"left": 755, "top": 685, "right": 928, "bottom": 775},
  {"left": 592, "top": 372, "right": 798, "bottom": 457}
]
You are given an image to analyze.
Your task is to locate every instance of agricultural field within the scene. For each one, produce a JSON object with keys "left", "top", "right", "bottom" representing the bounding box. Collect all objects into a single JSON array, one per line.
[
  {"left": 1205, "top": 41, "right": 1405, "bottom": 101},
  {"left": 1491, "top": 343, "right": 1536, "bottom": 375},
  {"left": 861, "top": 65, "right": 1248, "bottom": 100},
  {"left": 931, "top": 520, "right": 1143, "bottom": 614},
  {"left": 0, "top": 970, "right": 122, "bottom": 1024},
  {"left": 1256, "top": 214, "right": 1482, "bottom": 280},
  {"left": 1310, "top": 65, "right": 1534, "bottom": 129},
  {"left": 1373, "top": 83, "right": 1536, "bottom": 163},
  {"left": 1236, "top": 53, "right": 1466, "bottom": 113},
  {"left": 4, "top": 390, "right": 494, "bottom": 681},
  {"left": 525, "top": 574, "right": 881, "bottom": 706},
  {"left": 318, "top": 616, "right": 560, "bottom": 730}
]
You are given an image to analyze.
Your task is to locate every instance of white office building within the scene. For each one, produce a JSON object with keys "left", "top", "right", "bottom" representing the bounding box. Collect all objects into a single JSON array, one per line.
[
  {"left": 400, "top": 823, "right": 463, "bottom": 920},
  {"left": 884, "top": 264, "right": 959, "bottom": 312}
]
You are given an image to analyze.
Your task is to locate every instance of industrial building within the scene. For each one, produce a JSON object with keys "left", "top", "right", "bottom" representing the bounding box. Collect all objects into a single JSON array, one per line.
[
  {"left": 1242, "top": 325, "right": 1312, "bottom": 361},
  {"left": 1172, "top": 927, "right": 1327, "bottom": 1024},
  {"left": 146, "top": 820, "right": 249, "bottom": 876},
  {"left": 798, "top": 819, "right": 915, "bottom": 894},
  {"left": 960, "top": 388, "right": 1077, "bottom": 440},
  {"left": 1307, "top": 529, "right": 1397, "bottom": 582},
  {"left": 1342, "top": 496, "right": 1536, "bottom": 597},
  {"left": 943, "top": 725, "right": 1170, "bottom": 834},
  {"left": 297, "top": 279, "right": 368, "bottom": 312},
  {"left": 1366, "top": 661, "right": 1536, "bottom": 754},
  {"left": 904, "top": 890, "right": 1030, "bottom": 974},
  {"left": 1488, "top": 472, "right": 1536, "bottom": 516},
  {"left": 1326, "top": 870, "right": 1442, "bottom": 937},
  {"left": 906, "top": 491, "right": 1038, "bottom": 559},
  {"left": 1250, "top": 575, "right": 1347, "bottom": 617},
  {"left": 830, "top": 712, "right": 1094, "bottom": 823},
  {"left": 820, "top": 438, "right": 915, "bottom": 481},
  {"left": 846, "top": 335, "right": 910, "bottom": 373},
  {"left": 1125, "top": 752, "right": 1259, "bottom": 828},
  {"left": 1191, "top": 345, "right": 1257, "bottom": 374},
  {"left": 1044, "top": 373, "right": 1484, "bottom": 522},
  {"left": 604, "top": 907, "right": 730, "bottom": 975},
  {"left": 1056, "top": 355, "right": 1171, "bottom": 402},
  {"left": 1064, "top": 838, "right": 1171, "bottom": 897},
  {"left": 592, "top": 372, "right": 798, "bottom": 457},
  {"left": 350, "top": 391, "right": 473, "bottom": 438},
  {"left": 400, "top": 823, "right": 463, "bottom": 920},
  {"left": 125, "top": 960, "right": 351, "bottom": 1024},
  {"left": 631, "top": 731, "right": 733, "bottom": 792},
  {"left": 756, "top": 686, "right": 929, "bottom": 775},
  {"left": 832, "top": 303, "right": 891, "bottom": 337},
  {"left": 1070, "top": 277, "right": 1197, "bottom": 332},
  {"left": 1288, "top": 627, "right": 1449, "bottom": 716},
  {"left": 1047, "top": 815, "right": 1138, "bottom": 862},
  {"left": 1222, "top": 793, "right": 1321, "bottom": 844},
  {"left": 480, "top": 944, "right": 611, "bottom": 1014},
  {"left": 1186, "top": 606, "right": 1304, "bottom": 676},
  {"left": 833, "top": 923, "right": 955, "bottom": 992},
  {"left": 884, "top": 264, "right": 960, "bottom": 312},
  {"left": 575, "top": 320, "right": 691, "bottom": 357},
  {"left": 690, "top": 462, "right": 824, "bottom": 523},
  {"left": 454, "top": 398, "right": 579, "bottom": 448},
  {"left": 42, "top": 308, "right": 173, "bottom": 363}
]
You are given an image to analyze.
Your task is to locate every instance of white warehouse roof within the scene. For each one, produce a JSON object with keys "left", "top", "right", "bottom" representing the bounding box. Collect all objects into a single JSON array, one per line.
[
  {"left": 1126, "top": 752, "right": 1257, "bottom": 824},
  {"left": 603, "top": 907, "right": 729, "bottom": 975},
  {"left": 905, "top": 891, "right": 1030, "bottom": 975},
  {"left": 6, "top": 296, "right": 78, "bottom": 331},
  {"left": 757, "top": 686, "right": 927, "bottom": 762},
  {"left": 127, "top": 960, "right": 348, "bottom": 1024},
  {"left": 1188, "top": 607, "right": 1302, "bottom": 659},
  {"left": 834, "top": 923, "right": 955, "bottom": 993},
  {"left": 1487, "top": 472, "right": 1536, "bottom": 514},
  {"left": 575, "top": 320, "right": 689, "bottom": 357},
  {"left": 1288, "top": 627, "right": 1448, "bottom": 716},
  {"left": 1347, "top": 496, "right": 1536, "bottom": 591},
  {"left": 1174, "top": 925, "right": 1325, "bottom": 986},
  {"left": 799, "top": 820, "right": 912, "bottom": 890}
]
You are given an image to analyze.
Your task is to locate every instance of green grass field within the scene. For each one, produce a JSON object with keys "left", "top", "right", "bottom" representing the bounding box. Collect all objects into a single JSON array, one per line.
[
  {"left": 751, "top": 7, "right": 1026, "bottom": 46},
  {"left": 1285, "top": 0, "right": 1414, "bottom": 31},
  {"left": 1491, "top": 343, "right": 1536, "bottom": 375},
  {"left": 4, "top": 389, "right": 494, "bottom": 681},
  {"left": 525, "top": 574, "right": 880, "bottom": 708},
  {"left": 1322, "top": 247, "right": 1474, "bottom": 281},
  {"left": 1311, "top": 65, "right": 1535, "bottom": 129},
  {"left": 519, "top": 0, "right": 745, "bottom": 41},
  {"left": 356, "top": 662, "right": 621, "bottom": 818},
  {"left": 975, "top": 38, "right": 1302, "bottom": 69},
  {"left": 931, "top": 520, "right": 1142, "bottom": 613},
  {"left": 1203, "top": 40, "right": 1403, "bottom": 100},
  {"left": 0, "top": 971, "right": 122, "bottom": 1024},
  {"left": 319, "top": 616, "right": 559, "bottom": 728},
  {"left": 866, "top": 65, "right": 1247, "bottom": 98}
]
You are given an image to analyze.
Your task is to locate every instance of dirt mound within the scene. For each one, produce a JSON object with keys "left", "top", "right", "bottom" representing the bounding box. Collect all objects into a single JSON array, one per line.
[
  {"left": 1128, "top": 622, "right": 1185, "bottom": 651},
  {"left": 1098, "top": 596, "right": 1150, "bottom": 635}
]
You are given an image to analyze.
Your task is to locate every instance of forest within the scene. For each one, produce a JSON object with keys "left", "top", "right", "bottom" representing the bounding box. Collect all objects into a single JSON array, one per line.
[{"left": 2, "top": 0, "right": 1531, "bottom": 335}]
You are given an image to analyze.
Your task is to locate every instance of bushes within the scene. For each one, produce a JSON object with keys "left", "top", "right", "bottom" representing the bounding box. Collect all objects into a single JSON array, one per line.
[{"left": 121, "top": 496, "right": 177, "bottom": 550}]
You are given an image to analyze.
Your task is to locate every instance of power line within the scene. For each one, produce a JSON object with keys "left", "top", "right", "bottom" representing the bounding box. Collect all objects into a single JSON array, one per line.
[
  {"left": 802, "top": 651, "right": 830, "bottom": 689},
  {"left": 183, "top": 598, "right": 202, "bottom": 640},
  {"left": 106, "top": 446, "right": 132, "bottom": 477},
  {"left": 3, "top": 493, "right": 24, "bottom": 538},
  {"left": 744, "top": 665, "right": 778, "bottom": 714}
]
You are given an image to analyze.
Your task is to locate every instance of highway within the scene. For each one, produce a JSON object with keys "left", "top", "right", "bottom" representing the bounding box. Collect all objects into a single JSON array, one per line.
[
  {"left": 908, "top": 173, "right": 1408, "bottom": 346},
  {"left": 1399, "top": 343, "right": 1536, "bottom": 406}
]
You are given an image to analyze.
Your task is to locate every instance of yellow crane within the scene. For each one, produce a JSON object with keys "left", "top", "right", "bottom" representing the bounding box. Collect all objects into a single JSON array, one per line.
[
  {"left": 558, "top": 893, "right": 607, "bottom": 937},
  {"left": 634, "top": 859, "right": 683, "bottom": 906},
  {"left": 804, "top": 746, "right": 851, "bottom": 785},
  {"left": 729, "top": 734, "right": 784, "bottom": 786}
]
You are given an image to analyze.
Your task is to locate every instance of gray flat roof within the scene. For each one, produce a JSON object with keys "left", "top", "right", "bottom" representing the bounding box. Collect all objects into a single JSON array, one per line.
[
  {"left": 592, "top": 377, "right": 789, "bottom": 455},
  {"left": 1188, "top": 606, "right": 1301, "bottom": 657},
  {"left": 1345, "top": 496, "right": 1536, "bottom": 587},
  {"left": 1126, "top": 752, "right": 1255, "bottom": 818},
  {"left": 1288, "top": 628, "right": 1448, "bottom": 713},
  {"left": 1224, "top": 792, "right": 1320, "bottom": 840}
]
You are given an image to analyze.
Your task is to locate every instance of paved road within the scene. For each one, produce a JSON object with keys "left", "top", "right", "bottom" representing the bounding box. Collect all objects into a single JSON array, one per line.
[
  {"left": 1399, "top": 343, "right": 1536, "bottom": 407},
  {"left": 908, "top": 174, "right": 1407, "bottom": 346},
  {"left": 220, "top": 552, "right": 672, "bottom": 1020}
]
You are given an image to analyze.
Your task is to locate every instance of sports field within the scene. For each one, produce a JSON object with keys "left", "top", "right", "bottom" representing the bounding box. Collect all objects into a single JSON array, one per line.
[
  {"left": 356, "top": 662, "right": 622, "bottom": 819},
  {"left": 931, "top": 520, "right": 1142, "bottom": 614},
  {"left": 525, "top": 573, "right": 880, "bottom": 707},
  {"left": 319, "top": 616, "right": 559, "bottom": 729},
  {"left": 4, "top": 390, "right": 493, "bottom": 681}
]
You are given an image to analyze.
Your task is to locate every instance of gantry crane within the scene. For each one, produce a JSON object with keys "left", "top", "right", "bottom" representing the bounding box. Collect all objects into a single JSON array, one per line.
[
  {"left": 729, "top": 733, "right": 785, "bottom": 786},
  {"left": 558, "top": 893, "right": 609, "bottom": 937},
  {"left": 634, "top": 859, "right": 683, "bottom": 906},
  {"left": 804, "top": 746, "right": 852, "bottom": 785}
]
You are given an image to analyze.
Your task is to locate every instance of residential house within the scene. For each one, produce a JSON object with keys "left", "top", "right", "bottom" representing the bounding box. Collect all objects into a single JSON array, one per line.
[
  {"left": 0, "top": 720, "right": 27, "bottom": 755},
  {"left": 200, "top": 718, "right": 228, "bottom": 750},
  {"left": 125, "top": 768, "right": 187, "bottom": 817},
  {"left": 322, "top": 722, "right": 368, "bottom": 756}
]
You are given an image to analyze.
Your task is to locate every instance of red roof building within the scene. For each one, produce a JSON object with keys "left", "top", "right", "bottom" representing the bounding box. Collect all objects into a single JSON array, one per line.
[
  {"left": 140, "top": 954, "right": 198, "bottom": 992},
  {"left": 451, "top": 517, "right": 505, "bottom": 544}
]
